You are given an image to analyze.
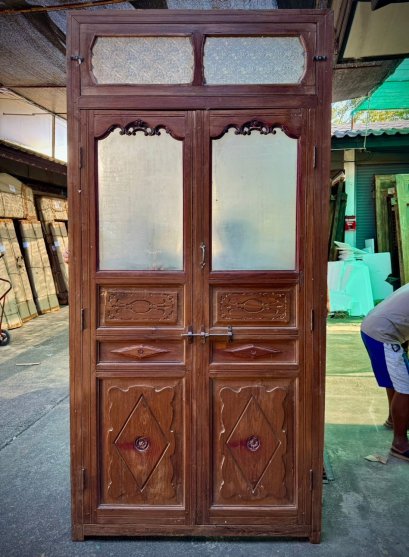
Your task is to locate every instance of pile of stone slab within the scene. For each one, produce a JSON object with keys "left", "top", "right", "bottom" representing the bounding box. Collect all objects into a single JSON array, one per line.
[{"left": 0, "top": 173, "right": 68, "bottom": 330}]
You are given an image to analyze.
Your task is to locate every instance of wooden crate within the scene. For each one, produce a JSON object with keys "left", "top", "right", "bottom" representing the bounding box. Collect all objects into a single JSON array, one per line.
[
  {"left": 19, "top": 220, "right": 59, "bottom": 315},
  {"left": 0, "top": 219, "right": 37, "bottom": 322}
]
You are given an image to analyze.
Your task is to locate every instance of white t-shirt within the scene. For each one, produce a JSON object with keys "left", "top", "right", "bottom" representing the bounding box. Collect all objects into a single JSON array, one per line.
[{"left": 361, "top": 283, "right": 409, "bottom": 344}]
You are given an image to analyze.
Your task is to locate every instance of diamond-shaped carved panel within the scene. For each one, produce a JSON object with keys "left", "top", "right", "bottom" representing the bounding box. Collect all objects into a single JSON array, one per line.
[
  {"left": 224, "top": 344, "right": 282, "bottom": 360},
  {"left": 226, "top": 396, "right": 280, "bottom": 490},
  {"left": 111, "top": 344, "right": 170, "bottom": 360},
  {"left": 115, "top": 395, "right": 169, "bottom": 489}
]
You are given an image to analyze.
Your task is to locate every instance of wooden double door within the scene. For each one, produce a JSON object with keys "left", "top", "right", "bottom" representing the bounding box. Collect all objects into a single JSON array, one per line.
[{"left": 72, "top": 105, "right": 326, "bottom": 540}]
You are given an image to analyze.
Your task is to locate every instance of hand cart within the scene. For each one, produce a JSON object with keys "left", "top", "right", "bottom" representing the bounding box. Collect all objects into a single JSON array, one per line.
[{"left": 0, "top": 253, "right": 11, "bottom": 346}]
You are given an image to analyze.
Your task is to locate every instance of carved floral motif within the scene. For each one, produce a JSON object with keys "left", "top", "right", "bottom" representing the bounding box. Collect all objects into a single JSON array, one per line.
[
  {"left": 225, "top": 120, "right": 280, "bottom": 136},
  {"left": 102, "top": 288, "right": 178, "bottom": 324},
  {"left": 118, "top": 120, "right": 171, "bottom": 137},
  {"left": 217, "top": 290, "right": 290, "bottom": 323}
]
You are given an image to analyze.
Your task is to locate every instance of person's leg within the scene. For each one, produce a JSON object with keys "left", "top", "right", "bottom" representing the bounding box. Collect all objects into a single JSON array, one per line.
[
  {"left": 383, "top": 343, "right": 409, "bottom": 456},
  {"left": 391, "top": 393, "right": 409, "bottom": 453},
  {"left": 385, "top": 387, "right": 395, "bottom": 427}
]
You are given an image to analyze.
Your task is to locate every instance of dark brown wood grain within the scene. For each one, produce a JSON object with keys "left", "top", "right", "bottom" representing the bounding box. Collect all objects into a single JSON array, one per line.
[{"left": 68, "top": 9, "right": 333, "bottom": 542}]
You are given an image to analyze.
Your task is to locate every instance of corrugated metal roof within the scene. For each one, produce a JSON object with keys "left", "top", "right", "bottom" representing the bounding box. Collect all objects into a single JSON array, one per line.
[
  {"left": 353, "top": 59, "right": 409, "bottom": 112},
  {"left": 0, "top": 139, "right": 67, "bottom": 168},
  {"left": 332, "top": 120, "right": 409, "bottom": 138}
]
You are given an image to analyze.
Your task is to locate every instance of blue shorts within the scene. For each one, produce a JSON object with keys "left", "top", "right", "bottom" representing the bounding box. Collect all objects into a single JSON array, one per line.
[{"left": 361, "top": 331, "right": 409, "bottom": 394}]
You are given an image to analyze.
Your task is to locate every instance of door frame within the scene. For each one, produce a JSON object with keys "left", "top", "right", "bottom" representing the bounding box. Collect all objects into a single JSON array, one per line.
[{"left": 68, "top": 10, "right": 333, "bottom": 542}]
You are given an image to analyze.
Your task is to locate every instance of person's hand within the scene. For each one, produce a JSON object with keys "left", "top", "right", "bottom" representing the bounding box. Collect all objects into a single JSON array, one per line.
[{"left": 63, "top": 249, "right": 70, "bottom": 264}]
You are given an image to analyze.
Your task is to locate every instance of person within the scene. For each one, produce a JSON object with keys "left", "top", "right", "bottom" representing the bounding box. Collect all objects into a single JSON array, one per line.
[{"left": 361, "top": 283, "right": 409, "bottom": 462}]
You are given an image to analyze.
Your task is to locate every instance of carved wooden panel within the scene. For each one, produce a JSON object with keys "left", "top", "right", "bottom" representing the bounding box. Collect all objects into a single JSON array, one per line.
[
  {"left": 212, "top": 339, "right": 297, "bottom": 365},
  {"left": 212, "top": 381, "right": 295, "bottom": 507},
  {"left": 100, "top": 378, "right": 184, "bottom": 506},
  {"left": 99, "top": 287, "right": 183, "bottom": 326},
  {"left": 212, "top": 287, "right": 295, "bottom": 326},
  {"left": 99, "top": 340, "right": 184, "bottom": 364}
]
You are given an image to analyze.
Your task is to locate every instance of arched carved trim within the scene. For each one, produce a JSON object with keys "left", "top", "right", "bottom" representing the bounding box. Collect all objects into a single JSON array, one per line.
[
  {"left": 212, "top": 120, "right": 299, "bottom": 140},
  {"left": 96, "top": 120, "right": 184, "bottom": 141}
]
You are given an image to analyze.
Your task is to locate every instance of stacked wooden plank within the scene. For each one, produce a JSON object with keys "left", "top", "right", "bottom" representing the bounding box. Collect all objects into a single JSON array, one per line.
[
  {"left": 0, "top": 173, "right": 37, "bottom": 220},
  {"left": 0, "top": 254, "right": 22, "bottom": 330},
  {"left": 37, "top": 196, "right": 68, "bottom": 223},
  {"left": 329, "top": 176, "right": 347, "bottom": 261},
  {"left": 0, "top": 219, "right": 37, "bottom": 322},
  {"left": 0, "top": 174, "right": 70, "bottom": 329},
  {"left": 37, "top": 196, "right": 69, "bottom": 304},
  {"left": 49, "top": 221, "right": 69, "bottom": 300},
  {"left": 19, "top": 220, "right": 60, "bottom": 314}
]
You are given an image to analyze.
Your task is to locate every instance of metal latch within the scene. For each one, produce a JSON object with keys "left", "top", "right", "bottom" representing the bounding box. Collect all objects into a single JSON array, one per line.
[
  {"left": 70, "top": 55, "right": 84, "bottom": 64},
  {"left": 181, "top": 326, "right": 233, "bottom": 344}
]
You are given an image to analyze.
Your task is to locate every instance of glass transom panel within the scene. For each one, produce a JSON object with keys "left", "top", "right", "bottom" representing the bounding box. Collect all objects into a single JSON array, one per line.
[
  {"left": 212, "top": 127, "right": 297, "bottom": 271},
  {"left": 98, "top": 128, "right": 183, "bottom": 271},
  {"left": 92, "top": 37, "right": 194, "bottom": 84},
  {"left": 204, "top": 37, "right": 305, "bottom": 85}
]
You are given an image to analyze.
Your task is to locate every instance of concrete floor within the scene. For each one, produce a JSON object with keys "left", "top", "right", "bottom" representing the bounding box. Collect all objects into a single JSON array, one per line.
[{"left": 0, "top": 308, "right": 408, "bottom": 557}]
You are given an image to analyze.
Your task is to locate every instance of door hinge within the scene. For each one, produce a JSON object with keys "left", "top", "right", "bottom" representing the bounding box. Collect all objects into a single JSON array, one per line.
[
  {"left": 81, "top": 308, "right": 86, "bottom": 331},
  {"left": 80, "top": 467, "right": 87, "bottom": 490},
  {"left": 313, "top": 145, "right": 317, "bottom": 169},
  {"left": 310, "top": 309, "right": 315, "bottom": 331},
  {"left": 79, "top": 146, "right": 84, "bottom": 169},
  {"left": 310, "top": 469, "right": 314, "bottom": 491},
  {"left": 313, "top": 55, "right": 327, "bottom": 62}
]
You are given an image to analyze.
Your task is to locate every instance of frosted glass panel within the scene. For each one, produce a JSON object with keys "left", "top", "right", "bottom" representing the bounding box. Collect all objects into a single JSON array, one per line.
[
  {"left": 212, "top": 128, "right": 297, "bottom": 270},
  {"left": 92, "top": 37, "right": 194, "bottom": 84},
  {"left": 98, "top": 129, "right": 183, "bottom": 270},
  {"left": 204, "top": 37, "right": 305, "bottom": 84}
]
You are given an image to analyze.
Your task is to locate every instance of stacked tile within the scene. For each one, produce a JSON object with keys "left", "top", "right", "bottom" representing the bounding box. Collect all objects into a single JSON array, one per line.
[
  {"left": 37, "top": 196, "right": 69, "bottom": 304},
  {"left": 19, "top": 220, "right": 59, "bottom": 314},
  {"left": 0, "top": 254, "right": 22, "bottom": 330},
  {"left": 0, "top": 220, "right": 37, "bottom": 322}
]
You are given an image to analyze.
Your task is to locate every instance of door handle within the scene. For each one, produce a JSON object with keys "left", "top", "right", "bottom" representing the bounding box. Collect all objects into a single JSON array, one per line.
[
  {"left": 200, "top": 242, "right": 206, "bottom": 269},
  {"left": 181, "top": 326, "right": 233, "bottom": 343}
]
